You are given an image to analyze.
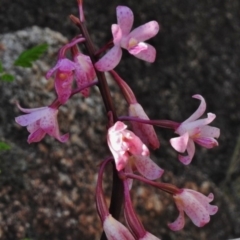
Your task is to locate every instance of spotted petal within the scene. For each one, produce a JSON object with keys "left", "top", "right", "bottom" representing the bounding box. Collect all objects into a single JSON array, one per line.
[
  {"left": 128, "top": 21, "right": 159, "bottom": 42},
  {"left": 95, "top": 46, "right": 122, "bottom": 71},
  {"left": 15, "top": 107, "right": 48, "bottom": 126},
  {"left": 116, "top": 6, "right": 134, "bottom": 36},
  {"left": 132, "top": 155, "right": 164, "bottom": 180}
]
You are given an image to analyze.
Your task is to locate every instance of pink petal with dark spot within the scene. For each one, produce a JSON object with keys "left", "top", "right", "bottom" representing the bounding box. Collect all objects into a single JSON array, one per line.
[
  {"left": 95, "top": 46, "right": 122, "bottom": 71},
  {"left": 133, "top": 155, "right": 164, "bottom": 180}
]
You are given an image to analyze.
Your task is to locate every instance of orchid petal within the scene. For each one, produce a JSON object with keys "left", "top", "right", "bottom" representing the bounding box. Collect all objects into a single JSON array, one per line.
[
  {"left": 185, "top": 190, "right": 214, "bottom": 202},
  {"left": 15, "top": 108, "right": 48, "bottom": 126},
  {"left": 182, "top": 194, "right": 211, "bottom": 227},
  {"left": 170, "top": 132, "right": 189, "bottom": 153},
  {"left": 183, "top": 95, "right": 206, "bottom": 123},
  {"left": 27, "top": 121, "right": 40, "bottom": 133},
  {"left": 75, "top": 67, "right": 89, "bottom": 97},
  {"left": 184, "top": 113, "right": 216, "bottom": 131},
  {"left": 112, "top": 24, "right": 122, "bottom": 46},
  {"left": 95, "top": 46, "right": 122, "bottom": 71},
  {"left": 194, "top": 137, "right": 218, "bottom": 148},
  {"left": 178, "top": 139, "right": 195, "bottom": 165},
  {"left": 116, "top": 6, "right": 134, "bottom": 36},
  {"left": 27, "top": 128, "right": 46, "bottom": 144},
  {"left": 128, "top": 21, "right": 159, "bottom": 42},
  {"left": 168, "top": 205, "right": 185, "bottom": 231},
  {"left": 199, "top": 125, "right": 220, "bottom": 138},
  {"left": 125, "top": 130, "right": 149, "bottom": 156},
  {"left": 132, "top": 43, "right": 156, "bottom": 62},
  {"left": 39, "top": 108, "right": 69, "bottom": 143},
  {"left": 74, "top": 53, "right": 96, "bottom": 97},
  {"left": 16, "top": 102, "right": 47, "bottom": 113},
  {"left": 128, "top": 42, "right": 148, "bottom": 55},
  {"left": 133, "top": 155, "right": 164, "bottom": 180}
]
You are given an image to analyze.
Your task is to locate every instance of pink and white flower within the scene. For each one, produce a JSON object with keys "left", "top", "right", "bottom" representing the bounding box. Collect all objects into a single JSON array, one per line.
[
  {"left": 46, "top": 58, "right": 76, "bottom": 104},
  {"left": 129, "top": 103, "right": 160, "bottom": 150},
  {"left": 107, "top": 121, "right": 163, "bottom": 179},
  {"left": 170, "top": 95, "right": 220, "bottom": 165},
  {"left": 95, "top": 6, "right": 159, "bottom": 71},
  {"left": 168, "top": 189, "right": 218, "bottom": 231},
  {"left": 15, "top": 104, "right": 69, "bottom": 143}
]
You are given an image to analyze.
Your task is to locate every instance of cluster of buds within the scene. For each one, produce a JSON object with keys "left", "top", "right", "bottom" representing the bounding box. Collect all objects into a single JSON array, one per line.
[{"left": 15, "top": 1, "right": 220, "bottom": 239}]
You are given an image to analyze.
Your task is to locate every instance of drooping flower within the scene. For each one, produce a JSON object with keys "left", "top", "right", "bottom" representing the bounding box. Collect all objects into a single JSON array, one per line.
[
  {"left": 95, "top": 6, "right": 159, "bottom": 71},
  {"left": 46, "top": 58, "right": 77, "bottom": 104},
  {"left": 107, "top": 121, "right": 163, "bottom": 179},
  {"left": 168, "top": 189, "right": 218, "bottom": 231},
  {"left": 103, "top": 214, "right": 135, "bottom": 240},
  {"left": 74, "top": 52, "right": 96, "bottom": 97},
  {"left": 15, "top": 104, "right": 69, "bottom": 143},
  {"left": 129, "top": 103, "right": 160, "bottom": 150},
  {"left": 170, "top": 94, "right": 220, "bottom": 165}
]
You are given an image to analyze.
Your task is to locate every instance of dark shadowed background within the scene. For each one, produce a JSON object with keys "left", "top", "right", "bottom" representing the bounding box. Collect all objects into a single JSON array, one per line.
[{"left": 0, "top": 0, "right": 240, "bottom": 239}]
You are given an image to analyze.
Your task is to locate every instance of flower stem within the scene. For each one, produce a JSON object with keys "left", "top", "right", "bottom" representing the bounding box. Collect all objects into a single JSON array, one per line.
[
  {"left": 118, "top": 116, "right": 180, "bottom": 130},
  {"left": 121, "top": 172, "right": 182, "bottom": 195}
]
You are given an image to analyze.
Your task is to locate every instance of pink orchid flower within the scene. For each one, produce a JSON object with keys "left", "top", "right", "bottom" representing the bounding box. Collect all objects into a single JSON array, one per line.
[
  {"left": 103, "top": 214, "right": 135, "bottom": 240},
  {"left": 170, "top": 95, "right": 220, "bottom": 165},
  {"left": 15, "top": 104, "right": 69, "bottom": 144},
  {"left": 74, "top": 52, "right": 96, "bottom": 97},
  {"left": 129, "top": 103, "right": 160, "bottom": 150},
  {"left": 95, "top": 6, "right": 159, "bottom": 71},
  {"left": 168, "top": 189, "right": 218, "bottom": 231},
  {"left": 107, "top": 121, "right": 163, "bottom": 180},
  {"left": 46, "top": 58, "right": 77, "bottom": 104}
]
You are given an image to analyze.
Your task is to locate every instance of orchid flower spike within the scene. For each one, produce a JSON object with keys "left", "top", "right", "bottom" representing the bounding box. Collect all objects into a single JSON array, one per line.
[
  {"left": 107, "top": 121, "right": 163, "bottom": 180},
  {"left": 95, "top": 6, "right": 159, "bottom": 71},
  {"left": 168, "top": 189, "right": 218, "bottom": 231},
  {"left": 46, "top": 58, "right": 77, "bottom": 104},
  {"left": 74, "top": 52, "right": 96, "bottom": 97},
  {"left": 170, "top": 94, "right": 220, "bottom": 165},
  {"left": 129, "top": 103, "right": 160, "bottom": 150},
  {"left": 15, "top": 103, "right": 69, "bottom": 143}
]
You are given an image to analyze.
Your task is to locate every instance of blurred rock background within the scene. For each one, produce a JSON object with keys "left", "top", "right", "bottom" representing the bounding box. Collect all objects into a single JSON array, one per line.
[{"left": 0, "top": 0, "right": 240, "bottom": 239}]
